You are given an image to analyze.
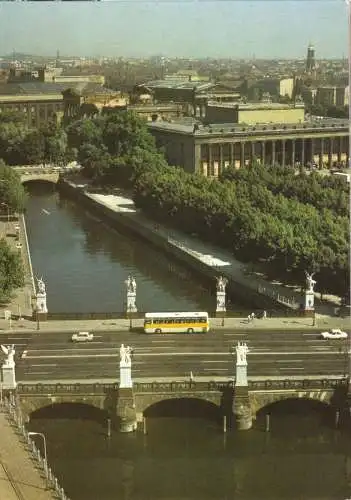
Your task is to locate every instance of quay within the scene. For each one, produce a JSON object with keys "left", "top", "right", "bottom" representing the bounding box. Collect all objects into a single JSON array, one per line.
[
  {"left": 59, "top": 178, "right": 344, "bottom": 317},
  {"left": 0, "top": 411, "right": 57, "bottom": 500}
]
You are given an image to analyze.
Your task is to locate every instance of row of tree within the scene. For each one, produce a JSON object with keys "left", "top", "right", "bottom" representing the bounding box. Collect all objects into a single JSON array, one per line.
[
  {"left": 220, "top": 163, "right": 349, "bottom": 217},
  {"left": 0, "top": 162, "right": 26, "bottom": 303},
  {"left": 0, "top": 110, "right": 75, "bottom": 166},
  {"left": 61, "top": 111, "right": 351, "bottom": 298}
]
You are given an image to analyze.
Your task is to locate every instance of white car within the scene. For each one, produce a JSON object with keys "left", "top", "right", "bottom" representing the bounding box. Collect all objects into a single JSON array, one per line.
[
  {"left": 320, "top": 329, "right": 348, "bottom": 340},
  {"left": 71, "top": 331, "right": 94, "bottom": 342}
]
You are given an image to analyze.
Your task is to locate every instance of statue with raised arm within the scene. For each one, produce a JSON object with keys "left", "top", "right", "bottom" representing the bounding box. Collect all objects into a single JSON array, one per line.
[
  {"left": 216, "top": 276, "right": 228, "bottom": 293},
  {"left": 37, "top": 276, "right": 46, "bottom": 295},
  {"left": 1, "top": 344, "right": 15, "bottom": 367},
  {"left": 125, "top": 275, "right": 136, "bottom": 294},
  {"left": 120, "top": 343, "right": 132, "bottom": 365},
  {"left": 236, "top": 341, "right": 249, "bottom": 365},
  {"left": 305, "top": 271, "right": 316, "bottom": 293}
]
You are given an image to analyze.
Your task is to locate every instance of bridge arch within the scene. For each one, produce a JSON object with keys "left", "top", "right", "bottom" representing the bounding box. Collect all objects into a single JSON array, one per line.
[
  {"left": 21, "top": 173, "right": 60, "bottom": 185},
  {"left": 18, "top": 395, "right": 107, "bottom": 421},
  {"left": 140, "top": 395, "right": 222, "bottom": 421},
  {"left": 251, "top": 390, "right": 334, "bottom": 415}
]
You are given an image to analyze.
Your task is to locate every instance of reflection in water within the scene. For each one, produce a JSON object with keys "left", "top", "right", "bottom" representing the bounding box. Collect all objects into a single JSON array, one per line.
[
  {"left": 24, "top": 182, "right": 246, "bottom": 313},
  {"left": 28, "top": 398, "right": 351, "bottom": 500}
]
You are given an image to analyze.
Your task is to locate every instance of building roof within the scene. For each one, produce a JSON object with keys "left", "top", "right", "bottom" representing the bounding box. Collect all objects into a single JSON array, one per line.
[
  {"left": 0, "top": 81, "right": 110, "bottom": 96},
  {"left": 138, "top": 80, "right": 215, "bottom": 92},
  {"left": 207, "top": 102, "right": 305, "bottom": 110},
  {"left": 147, "top": 116, "right": 348, "bottom": 137}
]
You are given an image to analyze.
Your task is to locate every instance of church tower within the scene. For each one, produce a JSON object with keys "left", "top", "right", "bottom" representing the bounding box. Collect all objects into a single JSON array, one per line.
[{"left": 306, "top": 43, "right": 316, "bottom": 72}]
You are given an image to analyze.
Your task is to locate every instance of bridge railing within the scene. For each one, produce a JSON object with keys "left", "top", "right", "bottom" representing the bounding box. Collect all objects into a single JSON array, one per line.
[{"left": 16, "top": 378, "right": 348, "bottom": 394}]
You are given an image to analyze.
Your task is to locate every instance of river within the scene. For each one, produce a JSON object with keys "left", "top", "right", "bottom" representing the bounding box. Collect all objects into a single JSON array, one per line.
[
  {"left": 24, "top": 182, "right": 351, "bottom": 499},
  {"left": 24, "top": 182, "right": 228, "bottom": 314}
]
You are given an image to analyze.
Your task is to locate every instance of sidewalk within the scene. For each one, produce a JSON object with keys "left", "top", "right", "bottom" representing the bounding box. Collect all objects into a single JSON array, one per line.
[
  {"left": 87, "top": 187, "right": 347, "bottom": 317},
  {"left": 0, "top": 315, "right": 349, "bottom": 334},
  {"left": 0, "top": 412, "right": 55, "bottom": 500}
]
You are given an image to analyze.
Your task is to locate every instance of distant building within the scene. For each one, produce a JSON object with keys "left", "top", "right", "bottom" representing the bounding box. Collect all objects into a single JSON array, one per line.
[
  {"left": 306, "top": 44, "right": 316, "bottom": 72},
  {"left": 315, "top": 86, "right": 349, "bottom": 107},
  {"left": 246, "top": 77, "right": 295, "bottom": 100},
  {"left": 147, "top": 117, "right": 349, "bottom": 176},
  {"left": 205, "top": 102, "right": 305, "bottom": 126}
]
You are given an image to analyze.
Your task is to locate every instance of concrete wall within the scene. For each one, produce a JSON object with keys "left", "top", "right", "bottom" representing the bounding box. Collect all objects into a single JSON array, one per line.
[{"left": 58, "top": 180, "right": 287, "bottom": 310}]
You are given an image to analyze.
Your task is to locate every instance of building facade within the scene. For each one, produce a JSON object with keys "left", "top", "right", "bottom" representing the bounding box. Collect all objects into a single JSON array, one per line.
[
  {"left": 0, "top": 93, "right": 63, "bottom": 127},
  {"left": 148, "top": 118, "right": 349, "bottom": 176}
]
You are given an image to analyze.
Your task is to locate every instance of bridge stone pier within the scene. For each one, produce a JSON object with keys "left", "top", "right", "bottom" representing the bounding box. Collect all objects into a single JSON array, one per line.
[{"left": 14, "top": 377, "right": 350, "bottom": 431}]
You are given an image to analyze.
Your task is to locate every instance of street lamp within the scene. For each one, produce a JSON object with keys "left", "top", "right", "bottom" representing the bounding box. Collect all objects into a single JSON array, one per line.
[{"left": 28, "top": 432, "right": 48, "bottom": 476}]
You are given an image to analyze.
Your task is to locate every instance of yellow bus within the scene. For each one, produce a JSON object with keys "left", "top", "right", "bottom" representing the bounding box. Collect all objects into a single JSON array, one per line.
[{"left": 144, "top": 312, "right": 210, "bottom": 334}]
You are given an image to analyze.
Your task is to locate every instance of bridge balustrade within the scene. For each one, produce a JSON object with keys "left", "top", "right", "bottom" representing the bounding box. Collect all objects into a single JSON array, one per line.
[{"left": 16, "top": 378, "right": 347, "bottom": 395}]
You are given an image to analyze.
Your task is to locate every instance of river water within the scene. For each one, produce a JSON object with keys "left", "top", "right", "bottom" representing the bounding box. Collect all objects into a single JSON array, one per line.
[
  {"left": 24, "top": 183, "right": 351, "bottom": 499},
  {"left": 24, "top": 183, "right": 223, "bottom": 313}
]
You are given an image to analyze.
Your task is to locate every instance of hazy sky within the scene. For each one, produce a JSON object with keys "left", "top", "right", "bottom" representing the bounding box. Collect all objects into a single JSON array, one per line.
[{"left": 0, "top": 1, "right": 348, "bottom": 59}]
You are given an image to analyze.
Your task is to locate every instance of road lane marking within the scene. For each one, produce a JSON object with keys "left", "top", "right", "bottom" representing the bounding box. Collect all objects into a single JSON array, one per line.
[
  {"left": 278, "top": 367, "right": 305, "bottom": 370},
  {"left": 31, "top": 364, "right": 58, "bottom": 367},
  {"left": 201, "top": 360, "right": 229, "bottom": 364},
  {"left": 203, "top": 368, "right": 228, "bottom": 371},
  {"left": 277, "top": 360, "right": 303, "bottom": 363}
]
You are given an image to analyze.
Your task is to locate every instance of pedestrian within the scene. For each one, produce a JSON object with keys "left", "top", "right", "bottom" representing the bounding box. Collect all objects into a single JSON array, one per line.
[
  {"left": 189, "top": 371, "right": 194, "bottom": 382},
  {"left": 247, "top": 314, "right": 251, "bottom": 323},
  {"left": 262, "top": 310, "right": 267, "bottom": 319},
  {"left": 251, "top": 312, "right": 255, "bottom": 321}
]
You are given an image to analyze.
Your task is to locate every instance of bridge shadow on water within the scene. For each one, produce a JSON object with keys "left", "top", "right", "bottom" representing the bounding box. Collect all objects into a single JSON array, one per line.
[
  {"left": 255, "top": 398, "right": 335, "bottom": 432},
  {"left": 30, "top": 402, "right": 108, "bottom": 425},
  {"left": 144, "top": 398, "right": 221, "bottom": 424}
]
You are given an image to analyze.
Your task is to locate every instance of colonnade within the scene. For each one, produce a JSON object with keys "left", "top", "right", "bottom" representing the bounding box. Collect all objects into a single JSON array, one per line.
[{"left": 199, "top": 136, "right": 349, "bottom": 176}]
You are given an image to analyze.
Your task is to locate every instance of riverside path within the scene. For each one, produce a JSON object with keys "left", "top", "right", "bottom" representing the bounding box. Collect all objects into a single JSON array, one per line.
[{"left": 0, "top": 412, "right": 56, "bottom": 500}]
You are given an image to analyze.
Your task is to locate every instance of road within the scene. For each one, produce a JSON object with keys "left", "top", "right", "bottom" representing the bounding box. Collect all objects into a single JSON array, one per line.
[{"left": 0, "top": 329, "right": 348, "bottom": 381}]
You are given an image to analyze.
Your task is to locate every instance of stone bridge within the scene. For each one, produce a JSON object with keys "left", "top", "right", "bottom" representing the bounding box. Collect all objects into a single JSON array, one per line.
[
  {"left": 15, "top": 377, "right": 349, "bottom": 425},
  {"left": 13, "top": 166, "right": 63, "bottom": 184}
]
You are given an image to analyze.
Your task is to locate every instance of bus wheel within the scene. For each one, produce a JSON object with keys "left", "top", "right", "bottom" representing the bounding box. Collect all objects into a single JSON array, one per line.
[
  {"left": 187, "top": 328, "right": 194, "bottom": 334},
  {"left": 155, "top": 328, "right": 161, "bottom": 334}
]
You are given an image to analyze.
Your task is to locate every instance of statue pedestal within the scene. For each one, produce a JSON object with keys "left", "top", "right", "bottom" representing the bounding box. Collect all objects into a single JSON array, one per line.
[
  {"left": 1, "top": 364, "right": 17, "bottom": 390},
  {"left": 120, "top": 364, "right": 132, "bottom": 389},
  {"left": 116, "top": 388, "right": 137, "bottom": 433},
  {"left": 303, "top": 291, "right": 315, "bottom": 316},
  {"left": 126, "top": 292, "right": 137, "bottom": 314},
  {"left": 233, "top": 386, "right": 252, "bottom": 431},
  {"left": 235, "top": 364, "right": 248, "bottom": 387},
  {"left": 216, "top": 291, "right": 226, "bottom": 313},
  {"left": 33, "top": 292, "right": 48, "bottom": 321}
]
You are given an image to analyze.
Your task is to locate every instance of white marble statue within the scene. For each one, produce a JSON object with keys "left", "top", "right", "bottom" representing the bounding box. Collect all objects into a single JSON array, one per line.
[
  {"left": 236, "top": 342, "right": 249, "bottom": 365},
  {"left": 125, "top": 276, "right": 137, "bottom": 294},
  {"left": 120, "top": 343, "right": 132, "bottom": 365},
  {"left": 1, "top": 344, "right": 15, "bottom": 367},
  {"left": 305, "top": 271, "right": 316, "bottom": 293},
  {"left": 37, "top": 276, "right": 46, "bottom": 295},
  {"left": 216, "top": 276, "right": 228, "bottom": 293}
]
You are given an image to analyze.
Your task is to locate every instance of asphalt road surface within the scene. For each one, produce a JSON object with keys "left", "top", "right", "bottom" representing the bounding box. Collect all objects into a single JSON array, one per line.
[{"left": 0, "top": 329, "right": 348, "bottom": 381}]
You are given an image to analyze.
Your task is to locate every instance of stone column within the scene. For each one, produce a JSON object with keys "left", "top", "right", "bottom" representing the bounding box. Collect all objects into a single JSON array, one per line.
[
  {"left": 233, "top": 342, "right": 252, "bottom": 431},
  {"left": 271, "top": 141, "right": 276, "bottom": 166},
  {"left": 310, "top": 138, "right": 315, "bottom": 165},
  {"left": 319, "top": 138, "right": 324, "bottom": 169},
  {"left": 208, "top": 144, "right": 213, "bottom": 176},
  {"left": 301, "top": 138, "right": 305, "bottom": 166},
  {"left": 251, "top": 142, "right": 256, "bottom": 163},
  {"left": 337, "top": 136, "right": 342, "bottom": 163},
  {"left": 281, "top": 140, "right": 286, "bottom": 167},
  {"left": 240, "top": 142, "right": 245, "bottom": 168},
  {"left": 219, "top": 144, "right": 223, "bottom": 174},
  {"left": 261, "top": 141, "right": 266, "bottom": 165},
  {"left": 230, "top": 143, "right": 234, "bottom": 167},
  {"left": 291, "top": 139, "right": 296, "bottom": 167},
  {"left": 328, "top": 138, "right": 333, "bottom": 168}
]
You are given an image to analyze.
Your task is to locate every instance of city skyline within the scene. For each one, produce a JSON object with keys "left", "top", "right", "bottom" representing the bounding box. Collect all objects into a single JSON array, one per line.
[{"left": 0, "top": 0, "right": 348, "bottom": 60}]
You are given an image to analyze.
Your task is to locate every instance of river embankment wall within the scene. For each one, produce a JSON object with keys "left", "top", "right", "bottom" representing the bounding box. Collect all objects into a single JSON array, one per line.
[{"left": 58, "top": 179, "right": 292, "bottom": 311}]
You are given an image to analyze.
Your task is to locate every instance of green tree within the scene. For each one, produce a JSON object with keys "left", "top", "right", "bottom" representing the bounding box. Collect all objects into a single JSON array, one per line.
[
  {"left": 0, "top": 238, "right": 24, "bottom": 302},
  {"left": 0, "top": 160, "right": 28, "bottom": 213}
]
